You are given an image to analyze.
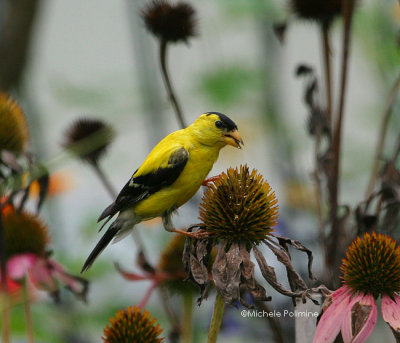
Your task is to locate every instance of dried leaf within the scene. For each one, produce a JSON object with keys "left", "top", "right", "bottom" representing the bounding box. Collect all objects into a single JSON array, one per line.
[
  {"left": 275, "top": 235, "right": 315, "bottom": 280},
  {"left": 212, "top": 241, "right": 242, "bottom": 304},
  {"left": 239, "top": 243, "right": 268, "bottom": 305}
]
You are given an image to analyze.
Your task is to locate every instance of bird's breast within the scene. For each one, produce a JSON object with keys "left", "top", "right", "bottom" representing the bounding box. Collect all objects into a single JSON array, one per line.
[{"left": 133, "top": 145, "right": 220, "bottom": 219}]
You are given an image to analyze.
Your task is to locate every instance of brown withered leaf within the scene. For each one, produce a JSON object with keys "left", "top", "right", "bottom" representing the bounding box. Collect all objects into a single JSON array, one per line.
[
  {"left": 212, "top": 241, "right": 242, "bottom": 304},
  {"left": 239, "top": 243, "right": 269, "bottom": 305},
  {"left": 275, "top": 235, "right": 315, "bottom": 280},
  {"left": 183, "top": 234, "right": 210, "bottom": 303},
  {"left": 264, "top": 240, "right": 307, "bottom": 290},
  {"left": 253, "top": 245, "right": 297, "bottom": 298}
]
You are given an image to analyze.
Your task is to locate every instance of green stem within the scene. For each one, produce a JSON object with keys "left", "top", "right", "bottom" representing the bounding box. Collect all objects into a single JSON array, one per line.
[
  {"left": 23, "top": 277, "right": 34, "bottom": 343},
  {"left": 0, "top": 208, "right": 10, "bottom": 343},
  {"left": 181, "top": 292, "right": 193, "bottom": 343},
  {"left": 1, "top": 293, "right": 10, "bottom": 343},
  {"left": 207, "top": 292, "right": 225, "bottom": 343}
]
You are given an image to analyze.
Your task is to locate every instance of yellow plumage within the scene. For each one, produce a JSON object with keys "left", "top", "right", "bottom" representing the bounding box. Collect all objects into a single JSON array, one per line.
[{"left": 81, "top": 112, "right": 243, "bottom": 272}]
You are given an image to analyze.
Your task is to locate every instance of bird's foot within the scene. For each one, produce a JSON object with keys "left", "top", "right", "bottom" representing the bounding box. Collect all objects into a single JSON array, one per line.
[
  {"left": 202, "top": 175, "right": 220, "bottom": 186},
  {"left": 171, "top": 228, "right": 210, "bottom": 239}
]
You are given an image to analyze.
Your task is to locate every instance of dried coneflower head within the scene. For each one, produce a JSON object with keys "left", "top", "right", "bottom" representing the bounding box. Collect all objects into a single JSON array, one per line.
[
  {"left": 142, "top": 0, "right": 197, "bottom": 43},
  {"left": 102, "top": 306, "right": 164, "bottom": 343},
  {"left": 199, "top": 164, "right": 278, "bottom": 246},
  {"left": 0, "top": 93, "right": 29, "bottom": 153},
  {"left": 158, "top": 234, "right": 186, "bottom": 275},
  {"left": 63, "top": 118, "right": 114, "bottom": 165},
  {"left": 2, "top": 205, "right": 49, "bottom": 259},
  {"left": 341, "top": 232, "right": 400, "bottom": 298},
  {"left": 290, "top": 0, "right": 342, "bottom": 24}
]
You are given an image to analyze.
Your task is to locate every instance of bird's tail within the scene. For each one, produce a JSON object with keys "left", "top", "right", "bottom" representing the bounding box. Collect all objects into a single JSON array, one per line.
[{"left": 81, "top": 215, "right": 135, "bottom": 273}]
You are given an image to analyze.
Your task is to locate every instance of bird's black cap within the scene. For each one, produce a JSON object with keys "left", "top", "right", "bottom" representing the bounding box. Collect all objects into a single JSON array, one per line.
[{"left": 206, "top": 112, "right": 238, "bottom": 131}]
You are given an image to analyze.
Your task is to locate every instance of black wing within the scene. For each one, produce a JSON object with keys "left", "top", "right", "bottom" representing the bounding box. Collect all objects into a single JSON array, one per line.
[{"left": 98, "top": 147, "right": 189, "bottom": 223}]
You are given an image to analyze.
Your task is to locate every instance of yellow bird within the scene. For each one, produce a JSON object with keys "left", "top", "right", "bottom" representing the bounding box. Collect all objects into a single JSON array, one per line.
[{"left": 81, "top": 112, "right": 243, "bottom": 272}]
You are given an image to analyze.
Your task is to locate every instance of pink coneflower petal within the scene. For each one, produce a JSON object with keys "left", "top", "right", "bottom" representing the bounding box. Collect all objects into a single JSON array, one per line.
[
  {"left": 382, "top": 294, "right": 400, "bottom": 335},
  {"left": 30, "top": 258, "right": 58, "bottom": 291},
  {"left": 48, "top": 259, "right": 88, "bottom": 299},
  {"left": 313, "top": 285, "right": 354, "bottom": 343},
  {"left": 137, "top": 281, "right": 160, "bottom": 309},
  {"left": 7, "top": 253, "right": 37, "bottom": 280},
  {"left": 341, "top": 293, "right": 377, "bottom": 343}
]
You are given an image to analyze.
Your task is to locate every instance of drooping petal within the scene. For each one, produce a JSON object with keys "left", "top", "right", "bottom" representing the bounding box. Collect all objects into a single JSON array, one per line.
[
  {"left": 341, "top": 292, "right": 377, "bottom": 343},
  {"left": 7, "top": 253, "right": 37, "bottom": 280},
  {"left": 137, "top": 281, "right": 160, "bottom": 309},
  {"left": 312, "top": 286, "right": 354, "bottom": 343},
  {"left": 30, "top": 258, "right": 58, "bottom": 292},
  {"left": 382, "top": 294, "right": 400, "bottom": 338},
  {"left": 47, "top": 259, "right": 89, "bottom": 301}
]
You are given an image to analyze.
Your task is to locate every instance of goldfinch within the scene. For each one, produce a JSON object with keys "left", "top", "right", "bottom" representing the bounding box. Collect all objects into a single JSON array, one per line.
[{"left": 81, "top": 112, "right": 243, "bottom": 272}]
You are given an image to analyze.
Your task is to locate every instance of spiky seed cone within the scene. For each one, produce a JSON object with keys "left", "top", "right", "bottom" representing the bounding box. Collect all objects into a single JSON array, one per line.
[
  {"left": 341, "top": 232, "right": 400, "bottom": 298},
  {"left": 102, "top": 306, "right": 164, "bottom": 343},
  {"left": 142, "top": 0, "right": 197, "bottom": 43},
  {"left": 0, "top": 93, "right": 29, "bottom": 153},
  {"left": 199, "top": 165, "right": 279, "bottom": 246},
  {"left": 63, "top": 118, "right": 114, "bottom": 164},
  {"left": 2, "top": 205, "right": 49, "bottom": 259},
  {"left": 290, "top": 0, "right": 342, "bottom": 24}
]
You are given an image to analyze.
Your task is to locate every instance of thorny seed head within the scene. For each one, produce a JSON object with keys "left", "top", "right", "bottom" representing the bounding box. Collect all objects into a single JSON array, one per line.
[
  {"left": 2, "top": 205, "right": 49, "bottom": 259},
  {"left": 0, "top": 93, "right": 29, "bottom": 154},
  {"left": 290, "top": 0, "right": 343, "bottom": 25},
  {"left": 102, "top": 306, "right": 164, "bottom": 343},
  {"left": 341, "top": 232, "right": 400, "bottom": 298},
  {"left": 63, "top": 118, "right": 114, "bottom": 165},
  {"left": 199, "top": 165, "right": 278, "bottom": 246},
  {"left": 142, "top": 0, "right": 197, "bottom": 43}
]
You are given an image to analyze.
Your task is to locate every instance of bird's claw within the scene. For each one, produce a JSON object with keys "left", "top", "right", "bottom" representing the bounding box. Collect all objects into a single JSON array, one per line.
[{"left": 202, "top": 175, "right": 221, "bottom": 186}]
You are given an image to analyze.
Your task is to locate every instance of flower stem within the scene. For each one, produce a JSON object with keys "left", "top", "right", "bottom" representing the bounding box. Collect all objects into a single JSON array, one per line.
[
  {"left": 321, "top": 23, "right": 333, "bottom": 131},
  {"left": 181, "top": 292, "right": 193, "bottom": 343},
  {"left": 1, "top": 293, "right": 10, "bottom": 343},
  {"left": 90, "top": 161, "right": 152, "bottom": 273},
  {"left": 23, "top": 277, "right": 34, "bottom": 343},
  {"left": 90, "top": 162, "right": 117, "bottom": 199},
  {"left": 207, "top": 292, "right": 225, "bottom": 343},
  {"left": 159, "top": 40, "right": 186, "bottom": 129},
  {"left": 327, "top": 0, "right": 356, "bottom": 276},
  {"left": 0, "top": 208, "right": 10, "bottom": 343}
]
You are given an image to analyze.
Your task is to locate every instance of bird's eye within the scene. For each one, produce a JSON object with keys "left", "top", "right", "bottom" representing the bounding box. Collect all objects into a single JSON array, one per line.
[{"left": 215, "top": 121, "right": 224, "bottom": 129}]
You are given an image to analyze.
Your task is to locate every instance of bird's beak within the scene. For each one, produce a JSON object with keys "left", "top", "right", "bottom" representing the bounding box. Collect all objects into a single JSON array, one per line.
[{"left": 223, "top": 129, "right": 244, "bottom": 149}]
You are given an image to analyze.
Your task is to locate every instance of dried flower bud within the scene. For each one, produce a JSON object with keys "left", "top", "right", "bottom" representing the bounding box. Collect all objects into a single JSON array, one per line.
[
  {"left": 63, "top": 118, "right": 114, "bottom": 165},
  {"left": 142, "top": 0, "right": 197, "bottom": 43},
  {"left": 2, "top": 205, "right": 49, "bottom": 259},
  {"left": 0, "top": 93, "right": 29, "bottom": 153},
  {"left": 102, "top": 306, "right": 164, "bottom": 343},
  {"left": 290, "top": 0, "right": 342, "bottom": 24},
  {"left": 199, "top": 165, "right": 278, "bottom": 246}
]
